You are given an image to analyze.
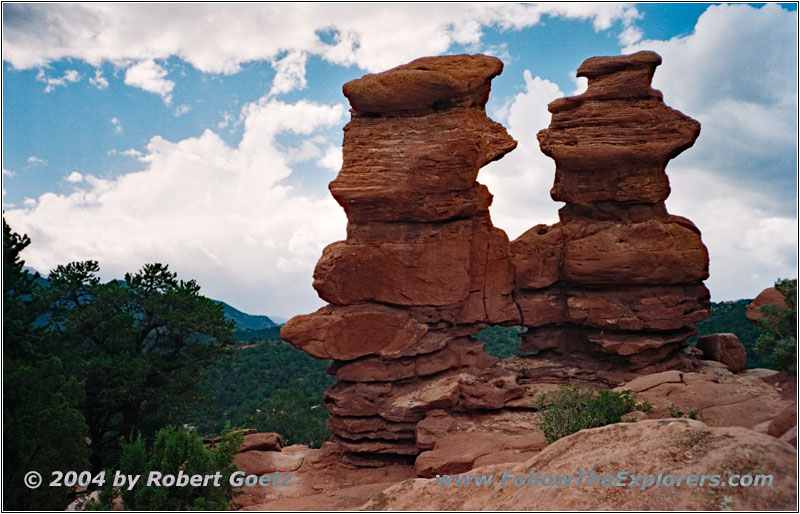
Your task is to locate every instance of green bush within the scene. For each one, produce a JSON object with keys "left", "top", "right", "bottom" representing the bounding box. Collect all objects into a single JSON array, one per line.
[
  {"left": 92, "top": 426, "right": 242, "bottom": 510},
  {"left": 536, "top": 383, "right": 650, "bottom": 443},
  {"left": 669, "top": 405, "right": 699, "bottom": 420}
]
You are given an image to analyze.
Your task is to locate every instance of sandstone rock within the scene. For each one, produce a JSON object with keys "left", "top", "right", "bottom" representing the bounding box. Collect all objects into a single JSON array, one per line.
[
  {"left": 511, "top": 223, "right": 562, "bottom": 290},
  {"left": 506, "top": 51, "right": 710, "bottom": 374},
  {"left": 414, "top": 409, "right": 543, "bottom": 450},
  {"left": 768, "top": 404, "right": 797, "bottom": 438},
  {"left": 313, "top": 231, "right": 472, "bottom": 306},
  {"left": 746, "top": 286, "right": 789, "bottom": 323},
  {"left": 235, "top": 451, "right": 304, "bottom": 475},
  {"left": 281, "top": 51, "right": 715, "bottom": 463},
  {"left": 331, "top": 338, "right": 496, "bottom": 382},
  {"left": 615, "top": 362, "right": 794, "bottom": 431},
  {"left": 327, "top": 415, "right": 417, "bottom": 441},
  {"left": 240, "top": 432, "right": 284, "bottom": 453},
  {"left": 342, "top": 54, "right": 503, "bottom": 114},
  {"left": 696, "top": 333, "right": 747, "bottom": 373},
  {"left": 280, "top": 303, "right": 428, "bottom": 360},
  {"left": 560, "top": 218, "right": 709, "bottom": 285},
  {"left": 415, "top": 431, "right": 546, "bottom": 478},
  {"left": 363, "top": 419, "right": 797, "bottom": 511}
]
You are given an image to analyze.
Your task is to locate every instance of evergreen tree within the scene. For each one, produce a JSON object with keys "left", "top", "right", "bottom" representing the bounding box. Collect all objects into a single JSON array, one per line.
[
  {"left": 43, "top": 261, "right": 236, "bottom": 470},
  {"left": 3, "top": 218, "right": 90, "bottom": 510}
]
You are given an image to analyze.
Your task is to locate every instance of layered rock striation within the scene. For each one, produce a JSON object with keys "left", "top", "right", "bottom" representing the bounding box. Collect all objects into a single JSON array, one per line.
[
  {"left": 281, "top": 51, "right": 712, "bottom": 462},
  {"left": 281, "top": 55, "right": 524, "bottom": 462},
  {"left": 512, "top": 51, "right": 710, "bottom": 378}
]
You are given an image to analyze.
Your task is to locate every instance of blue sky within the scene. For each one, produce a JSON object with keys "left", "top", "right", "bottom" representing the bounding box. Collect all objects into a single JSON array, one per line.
[{"left": 2, "top": 3, "right": 797, "bottom": 318}]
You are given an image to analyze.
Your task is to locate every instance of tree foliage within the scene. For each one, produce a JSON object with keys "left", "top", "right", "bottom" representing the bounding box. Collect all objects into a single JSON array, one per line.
[
  {"left": 476, "top": 325, "right": 526, "bottom": 359},
  {"left": 3, "top": 218, "right": 90, "bottom": 510},
  {"left": 91, "top": 427, "right": 242, "bottom": 510},
  {"left": 43, "top": 261, "right": 236, "bottom": 469},
  {"left": 245, "top": 388, "right": 330, "bottom": 447},
  {"left": 754, "top": 278, "right": 797, "bottom": 374},
  {"left": 192, "top": 340, "right": 332, "bottom": 439}
]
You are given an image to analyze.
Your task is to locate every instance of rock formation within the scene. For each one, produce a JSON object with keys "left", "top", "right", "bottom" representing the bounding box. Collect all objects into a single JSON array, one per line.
[
  {"left": 746, "top": 286, "right": 789, "bottom": 323},
  {"left": 281, "top": 51, "right": 712, "bottom": 463},
  {"left": 281, "top": 54, "right": 524, "bottom": 463},
  {"left": 696, "top": 333, "right": 747, "bottom": 373},
  {"left": 512, "top": 51, "right": 710, "bottom": 381},
  {"left": 362, "top": 419, "right": 798, "bottom": 511}
]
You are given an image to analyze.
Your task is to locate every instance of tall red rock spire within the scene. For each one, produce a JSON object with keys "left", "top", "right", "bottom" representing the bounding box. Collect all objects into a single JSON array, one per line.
[{"left": 512, "top": 51, "right": 710, "bottom": 375}]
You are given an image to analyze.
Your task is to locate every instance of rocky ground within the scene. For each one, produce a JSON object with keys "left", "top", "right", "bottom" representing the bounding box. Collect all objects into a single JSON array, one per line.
[{"left": 232, "top": 361, "right": 796, "bottom": 511}]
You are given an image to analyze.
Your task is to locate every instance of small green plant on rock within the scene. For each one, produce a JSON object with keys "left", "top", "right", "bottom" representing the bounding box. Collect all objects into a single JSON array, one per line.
[
  {"left": 670, "top": 405, "right": 699, "bottom": 420},
  {"left": 535, "top": 383, "right": 652, "bottom": 443}
]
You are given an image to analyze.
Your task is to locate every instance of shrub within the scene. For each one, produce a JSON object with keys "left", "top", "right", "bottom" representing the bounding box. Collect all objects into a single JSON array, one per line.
[
  {"left": 670, "top": 405, "right": 699, "bottom": 420},
  {"left": 91, "top": 426, "right": 242, "bottom": 510},
  {"left": 536, "top": 383, "right": 650, "bottom": 443}
]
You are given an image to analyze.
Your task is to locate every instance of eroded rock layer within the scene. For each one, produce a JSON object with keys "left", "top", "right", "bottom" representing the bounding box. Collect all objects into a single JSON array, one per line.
[
  {"left": 281, "top": 51, "right": 711, "bottom": 462},
  {"left": 282, "top": 54, "right": 522, "bottom": 460},
  {"left": 512, "top": 50, "right": 710, "bottom": 375}
]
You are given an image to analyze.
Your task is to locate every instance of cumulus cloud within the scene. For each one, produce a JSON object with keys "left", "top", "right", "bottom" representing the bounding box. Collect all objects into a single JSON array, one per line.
[
  {"left": 89, "top": 68, "right": 108, "bottom": 89},
  {"left": 65, "top": 171, "right": 83, "bottom": 183},
  {"left": 624, "top": 3, "right": 798, "bottom": 210},
  {"left": 316, "top": 144, "right": 342, "bottom": 173},
  {"left": 124, "top": 60, "right": 174, "bottom": 103},
  {"left": 269, "top": 51, "right": 308, "bottom": 97},
  {"left": 667, "top": 167, "right": 797, "bottom": 301},
  {"left": 110, "top": 117, "right": 122, "bottom": 134},
  {"left": 35, "top": 67, "right": 80, "bottom": 92},
  {"left": 3, "top": 3, "right": 640, "bottom": 76},
  {"left": 4, "top": 97, "right": 348, "bottom": 318},
  {"left": 618, "top": 25, "right": 642, "bottom": 46},
  {"left": 482, "top": 70, "right": 564, "bottom": 239}
]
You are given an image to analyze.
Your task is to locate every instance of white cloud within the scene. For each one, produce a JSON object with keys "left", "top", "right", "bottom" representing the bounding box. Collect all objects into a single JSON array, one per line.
[
  {"left": 124, "top": 60, "right": 174, "bottom": 104},
  {"left": 284, "top": 138, "right": 324, "bottom": 164},
  {"left": 269, "top": 51, "right": 308, "bottom": 97},
  {"left": 481, "top": 70, "right": 564, "bottom": 239},
  {"left": 4, "top": 97, "right": 348, "bottom": 318},
  {"left": 316, "top": 144, "right": 342, "bottom": 173},
  {"left": 3, "top": 4, "right": 639, "bottom": 75},
  {"left": 173, "top": 104, "right": 191, "bottom": 117},
  {"left": 89, "top": 68, "right": 109, "bottom": 89},
  {"left": 217, "top": 111, "right": 234, "bottom": 130},
  {"left": 2, "top": 168, "right": 14, "bottom": 177},
  {"left": 23, "top": 197, "right": 37, "bottom": 207},
  {"left": 121, "top": 149, "right": 143, "bottom": 159},
  {"left": 65, "top": 171, "right": 84, "bottom": 183},
  {"left": 623, "top": 4, "right": 797, "bottom": 208},
  {"left": 110, "top": 117, "right": 123, "bottom": 134},
  {"left": 26, "top": 156, "right": 47, "bottom": 166},
  {"left": 666, "top": 167, "right": 797, "bottom": 301},
  {"left": 618, "top": 25, "right": 642, "bottom": 46},
  {"left": 35, "top": 67, "right": 80, "bottom": 92}
]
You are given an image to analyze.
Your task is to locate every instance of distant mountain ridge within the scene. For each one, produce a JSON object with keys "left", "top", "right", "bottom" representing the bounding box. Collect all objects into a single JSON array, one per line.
[{"left": 212, "top": 300, "right": 277, "bottom": 330}]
